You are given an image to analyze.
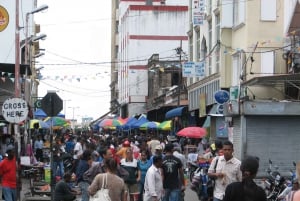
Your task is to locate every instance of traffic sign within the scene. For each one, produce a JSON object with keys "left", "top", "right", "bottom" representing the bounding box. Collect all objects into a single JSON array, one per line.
[
  {"left": 214, "top": 90, "right": 230, "bottom": 105},
  {"left": 41, "top": 92, "right": 63, "bottom": 117},
  {"left": 2, "top": 98, "right": 29, "bottom": 123}
]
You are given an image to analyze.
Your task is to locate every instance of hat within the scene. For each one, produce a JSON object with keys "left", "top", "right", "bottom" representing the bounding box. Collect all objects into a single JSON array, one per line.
[
  {"left": 6, "top": 144, "right": 15, "bottom": 152},
  {"left": 155, "top": 145, "right": 162, "bottom": 150}
]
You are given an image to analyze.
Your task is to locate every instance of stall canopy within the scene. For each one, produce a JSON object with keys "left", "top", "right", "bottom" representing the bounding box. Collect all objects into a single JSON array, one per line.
[
  {"left": 165, "top": 106, "right": 187, "bottom": 119},
  {"left": 132, "top": 116, "right": 149, "bottom": 129},
  {"left": 34, "top": 109, "right": 65, "bottom": 118}
]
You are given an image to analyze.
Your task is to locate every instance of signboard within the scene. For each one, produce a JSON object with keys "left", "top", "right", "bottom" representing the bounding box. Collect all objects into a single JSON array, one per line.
[
  {"left": 183, "top": 61, "right": 205, "bottom": 77},
  {"left": 2, "top": 98, "right": 28, "bottom": 123},
  {"left": 214, "top": 90, "right": 230, "bottom": 105},
  {"left": 41, "top": 92, "right": 63, "bottom": 117},
  {"left": 192, "top": 0, "right": 205, "bottom": 25}
]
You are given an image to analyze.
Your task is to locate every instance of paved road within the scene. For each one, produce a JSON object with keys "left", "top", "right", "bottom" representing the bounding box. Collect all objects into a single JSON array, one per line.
[{"left": 19, "top": 178, "right": 199, "bottom": 201}]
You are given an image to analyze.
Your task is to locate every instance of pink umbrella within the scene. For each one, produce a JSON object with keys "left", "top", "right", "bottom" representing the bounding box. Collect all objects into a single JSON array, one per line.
[{"left": 177, "top": 127, "right": 207, "bottom": 138}]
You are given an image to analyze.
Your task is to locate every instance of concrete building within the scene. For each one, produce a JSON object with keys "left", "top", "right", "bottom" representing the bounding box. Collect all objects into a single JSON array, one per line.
[
  {"left": 110, "top": 0, "right": 189, "bottom": 117},
  {"left": 188, "top": 0, "right": 300, "bottom": 176}
]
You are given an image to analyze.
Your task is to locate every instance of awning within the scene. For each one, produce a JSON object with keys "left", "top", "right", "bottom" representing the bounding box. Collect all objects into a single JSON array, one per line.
[
  {"left": 165, "top": 106, "right": 187, "bottom": 119},
  {"left": 208, "top": 104, "right": 224, "bottom": 117},
  {"left": 0, "top": 63, "right": 32, "bottom": 75}
]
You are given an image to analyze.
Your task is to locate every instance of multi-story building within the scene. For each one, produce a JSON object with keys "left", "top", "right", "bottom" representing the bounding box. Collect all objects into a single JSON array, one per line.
[
  {"left": 188, "top": 0, "right": 300, "bottom": 175},
  {"left": 0, "top": 0, "right": 46, "bottom": 120},
  {"left": 110, "top": 0, "right": 189, "bottom": 117}
]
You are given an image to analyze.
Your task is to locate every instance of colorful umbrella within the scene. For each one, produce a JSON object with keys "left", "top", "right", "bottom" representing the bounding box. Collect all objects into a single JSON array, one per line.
[
  {"left": 158, "top": 120, "right": 171, "bottom": 131},
  {"left": 44, "top": 117, "right": 70, "bottom": 127},
  {"left": 140, "top": 121, "right": 160, "bottom": 130},
  {"left": 30, "top": 119, "right": 50, "bottom": 129},
  {"left": 98, "top": 118, "right": 125, "bottom": 129},
  {"left": 177, "top": 127, "right": 207, "bottom": 138}
]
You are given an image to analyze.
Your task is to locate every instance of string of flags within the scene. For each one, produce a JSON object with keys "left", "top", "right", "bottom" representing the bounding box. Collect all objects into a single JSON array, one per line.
[{"left": 0, "top": 72, "right": 111, "bottom": 83}]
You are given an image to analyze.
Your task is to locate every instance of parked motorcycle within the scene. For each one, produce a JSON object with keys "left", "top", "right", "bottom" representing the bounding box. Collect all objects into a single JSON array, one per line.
[
  {"left": 264, "top": 159, "right": 288, "bottom": 201},
  {"left": 190, "top": 161, "right": 213, "bottom": 201},
  {"left": 277, "top": 161, "right": 297, "bottom": 200}
]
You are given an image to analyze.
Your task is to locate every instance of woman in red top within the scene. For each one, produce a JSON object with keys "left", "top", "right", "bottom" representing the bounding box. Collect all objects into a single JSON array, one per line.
[{"left": 0, "top": 145, "right": 17, "bottom": 201}]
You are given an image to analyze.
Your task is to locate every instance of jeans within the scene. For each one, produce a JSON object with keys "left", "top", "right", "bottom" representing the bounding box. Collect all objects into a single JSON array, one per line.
[
  {"left": 138, "top": 182, "right": 144, "bottom": 201},
  {"left": 79, "top": 181, "right": 90, "bottom": 201},
  {"left": 2, "top": 187, "right": 16, "bottom": 201},
  {"left": 53, "top": 161, "right": 64, "bottom": 178},
  {"left": 163, "top": 188, "right": 180, "bottom": 201}
]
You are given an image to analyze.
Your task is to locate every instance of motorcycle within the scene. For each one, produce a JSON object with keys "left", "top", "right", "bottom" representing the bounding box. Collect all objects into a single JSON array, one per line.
[
  {"left": 190, "top": 161, "right": 213, "bottom": 201},
  {"left": 264, "top": 159, "right": 287, "bottom": 201},
  {"left": 188, "top": 161, "right": 199, "bottom": 182},
  {"left": 277, "top": 161, "right": 297, "bottom": 200}
]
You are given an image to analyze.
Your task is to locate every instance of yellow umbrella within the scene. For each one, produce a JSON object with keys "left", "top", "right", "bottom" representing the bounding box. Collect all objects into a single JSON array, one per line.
[{"left": 158, "top": 120, "right": 171, "bottom": 131}]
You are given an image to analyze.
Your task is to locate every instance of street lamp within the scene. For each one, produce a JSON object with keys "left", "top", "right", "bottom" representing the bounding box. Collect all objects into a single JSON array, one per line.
[
  {"left": 25, "top": 5, "right": 48, "bottom": 65},
  {"left": 63, "top": 99, "right": 71, "bottom": 117},
  {"left": 68, "top": 107, "right": 80, "bottom": 130}
]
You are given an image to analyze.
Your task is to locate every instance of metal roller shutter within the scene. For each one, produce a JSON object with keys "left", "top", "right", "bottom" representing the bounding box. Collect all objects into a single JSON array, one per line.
[
  {"left": 246, "top": 116, "right": 300, "bottom": 177},
  {"left": 232, "top": 117, "right": 242, "bottom": 160}
]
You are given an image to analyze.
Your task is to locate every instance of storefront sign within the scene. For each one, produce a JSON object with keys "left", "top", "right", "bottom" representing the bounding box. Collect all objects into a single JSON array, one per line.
[
  {"left": 2, "top": 98, "right": 28, "bottom": 123},
  {"left": 214, "top": 90, "right": 230, "bottom": 105},
  {"left": 0, "top": 6, "right": 9, "bottom": 32}
]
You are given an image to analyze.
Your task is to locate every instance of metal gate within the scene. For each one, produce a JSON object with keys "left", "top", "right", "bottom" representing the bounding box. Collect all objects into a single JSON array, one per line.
[
  {"left": 232, "top": 117, "right": 242, "bottom": 160},
  {"left": 246, "top": 116, "right": 300, "bottom": 177}
]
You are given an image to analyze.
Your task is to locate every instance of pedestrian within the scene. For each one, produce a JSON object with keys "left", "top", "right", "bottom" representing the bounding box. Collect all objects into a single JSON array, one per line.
[
  {"left": 137, "top": 149, "right": 152, "bottom": 201},
  {"left": 83, "top": 146, "right": 129, "bottom": 184},
  {"left": 34, "top": 135, "right": 44, "bottom": 162},
  {"left": 0, "top": 145, "right": 16, "bottom": 201},
  {"left": 161, "top": 143, "right": 185, "bottom": 201},
  {"left": 223, "top": 155, "right": 266, "bottom": 201},
  {"left": 120, "top": 147, "right": 139, "bottom": 201},
  {"left": 54, "top": 172, "right": 80, "bottom": 201},
  {"left": 150, "top": 145, "right": 164, "bottom": 164},
  {"left": 208, "top": 140, "right": 242, "bottom": 201},
  {"left": 116, "top": 140, "right": 131, "bottom": 160},
  {"left": 76, "top": 150, "right": 93, "bottom": 201},
  {"left": 73, "top": 137, "right": 84, "bottom": 173},
  {"left": 88, "top": 158, "right": 126, "bottom": 201},
  {"left": 53, "top": 137, "right": 65, "bottom": 179},
  {"left": 144, "top": 155, "right": 164, "bottom": 201}
]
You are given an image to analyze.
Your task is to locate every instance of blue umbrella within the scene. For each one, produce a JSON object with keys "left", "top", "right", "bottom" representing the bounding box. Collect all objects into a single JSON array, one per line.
[{"left": 131, "top": 116, "right": 149, "bottom": 129}]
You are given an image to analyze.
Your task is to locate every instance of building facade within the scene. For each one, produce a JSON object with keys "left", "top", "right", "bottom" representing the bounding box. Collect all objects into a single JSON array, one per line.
[{"left": 110, "top": 0, "right": 189, "bottom": 117}]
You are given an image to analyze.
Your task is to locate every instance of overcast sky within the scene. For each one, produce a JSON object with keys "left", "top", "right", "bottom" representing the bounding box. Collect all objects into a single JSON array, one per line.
[{"left": 34, "top": 0, "right": 112, "bottom": 121}]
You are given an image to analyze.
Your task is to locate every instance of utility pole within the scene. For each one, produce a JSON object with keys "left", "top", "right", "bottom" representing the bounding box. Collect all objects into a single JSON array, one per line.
[{"left": 177, "top": 40, "right": 182, "bottom": 106}]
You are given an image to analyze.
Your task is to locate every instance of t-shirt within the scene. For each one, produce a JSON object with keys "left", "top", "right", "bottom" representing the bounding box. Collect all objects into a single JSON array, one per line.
[
  {"left": 223, "top": 181, "right": 267, "bottom": 201},
  {"left": 120, "top": 158, "right": 138, "bottom": 184},
  {"left": 0, "top": 157, "right": 16, "bottom": 188},
  {"left": 137, "top": 159, "right": 151, "bottom": 184},
  {"left": 54, "top": 180, "right": 76, "bottom": 201},
  {"left": 162, "top": 155, "right": 183, "bottom": 189},
  {"left": 73, "top": 142, "right": 83, "bottom": 159}
]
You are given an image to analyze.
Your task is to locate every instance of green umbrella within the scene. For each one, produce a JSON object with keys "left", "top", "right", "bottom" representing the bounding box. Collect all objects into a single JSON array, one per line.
[{"left": 158, "top": 120, "right": 171, "bottom": 131}]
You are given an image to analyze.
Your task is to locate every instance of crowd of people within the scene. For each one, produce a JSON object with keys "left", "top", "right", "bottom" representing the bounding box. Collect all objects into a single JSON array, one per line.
[{"left": 1, "top": 129, "right": 300, "bottom": 201}]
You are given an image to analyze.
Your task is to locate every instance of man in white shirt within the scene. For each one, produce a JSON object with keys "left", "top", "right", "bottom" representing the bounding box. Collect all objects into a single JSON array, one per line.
[
  {"left": 208, "top": 140, "right": 242, "bottom": 201},
  {"left": 144, "top": 155, "right": 163, "bottom": 201},
  {"left": 72, "top": 137, "right": 84, "bottom": 173}
]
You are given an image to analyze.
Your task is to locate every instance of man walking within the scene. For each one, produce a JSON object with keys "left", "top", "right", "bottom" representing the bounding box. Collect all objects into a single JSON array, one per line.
[
  {"left": 208, "top": 140, "right": 242, "bottom": 201},
  {"left": 161, "top": 143, "right": 185, "bottom": 201},
  {"left": 144, "top": 155, "right": 163, "bottom": 201}
]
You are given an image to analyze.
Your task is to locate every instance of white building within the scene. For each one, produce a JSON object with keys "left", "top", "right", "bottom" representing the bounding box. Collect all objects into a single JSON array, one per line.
[{"left": 116, "top": 0, "right": 189, "bottom": 117}]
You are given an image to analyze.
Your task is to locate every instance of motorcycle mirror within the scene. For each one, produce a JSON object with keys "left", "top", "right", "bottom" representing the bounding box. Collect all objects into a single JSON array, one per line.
[
  {"left": 269, "top": 159, "right": 273, "bottom": 164},
  {"left": 293, "top": 161, "right": 296, "bottom": 167}
]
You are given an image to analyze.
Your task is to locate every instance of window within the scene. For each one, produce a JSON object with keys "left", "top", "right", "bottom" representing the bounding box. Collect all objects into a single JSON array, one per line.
[
  {"left": 208, "top": 21, "right": 212, "bottom": 75},
  {"left": 232, "top": 53, "right": 242, "bottom": 86},
  {"left": 261, "top": 51, "right": 274, "bottom": 75},
  {"left": 215, "top": 14, "right": 220, "bottom": 73},
  {"left": 233, "top": 0, "right": 245, "bottom": 27},
  {"left": 196, "top": 30, "right": 200, "bottom": 61},
  {"left": 261, "top": 0, "right": 276, "bottom": 21}
]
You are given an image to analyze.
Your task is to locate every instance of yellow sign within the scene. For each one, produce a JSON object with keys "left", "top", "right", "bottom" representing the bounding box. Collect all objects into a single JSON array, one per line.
[
  {"left": 199, "top": 93, "right": 206, "bottom": 117},
  {"left": 0, "top": 5, "right": 9, "bottom": 32}
]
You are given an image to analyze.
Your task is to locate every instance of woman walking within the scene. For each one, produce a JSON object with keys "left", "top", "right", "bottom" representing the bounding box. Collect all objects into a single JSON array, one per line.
[
  {"left": 137, "top": 150, "right": 151, "bottom": 201},
  {"left": 88, "top": 158, "right": 126, "bottom": 201}
]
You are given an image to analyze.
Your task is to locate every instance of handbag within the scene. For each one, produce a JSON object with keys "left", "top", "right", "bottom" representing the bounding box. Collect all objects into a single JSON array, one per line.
[{"left": 89, "top": 173, "right": 111, "bottom": 201}]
